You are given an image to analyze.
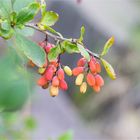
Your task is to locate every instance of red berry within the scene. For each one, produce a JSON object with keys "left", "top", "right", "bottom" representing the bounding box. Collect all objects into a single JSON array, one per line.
[
  {"left": 93, "top": 85, "right": 100, "bottom": 93},
  {"left": 45, "top": 68, "right": 54, "bottom": 81},
  {"left": 57, "top": 68, "right": 65, "bottom": 80},
  {"left": 45, "top": 43, "right": 53, "bottom": 53},
  {"left": 37, "top": 76, "right": 47, "bottom": 86},
  {"left": 89, "top": 59, "right": 96, "bottom": 73},
  {"left": 95, "top": 74, "right": 104, "bottom": 86},
  {"left": 52, "top": 76, "right": 59, "bottom": 87},
  {"left": 77, "top": 58, "right": 86, "bottom": 67},
  {"left": 72, "top": 67, "right": 84, "bottom": 76},
  {"left": 59, "top": 80, "right": 68, "bottom": 90},
  {"left": 50, "top": 60, "right": 59, "bottom": 67},
  {"left": 95, "top": 62, "right": 101, "bottom": 73},
  {"left": 38, "top": 41, "right": 46, "bottom": 48},
  {"left": 86, "top": 73, "right": 95, "bottom": 86}
]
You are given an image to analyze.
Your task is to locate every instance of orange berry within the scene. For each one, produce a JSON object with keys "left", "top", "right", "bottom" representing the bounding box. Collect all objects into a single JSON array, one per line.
[
  {"left": 72, "top": 67, "right": 84, "bottom": 76},
  {"left": 77, "top": 58, "right": 86, "bottom": 67},
  {"left": 45, "top": 68, "right": 54, "bottom": 81},
  {"left": 42, "top": 82, "right": 49, "bottom": 89},
  {"left": 50, "top": 60, "right": 58, "bottom": 67},
  {"left": 95, "top": 74, "right": 104, "bottom": 86},
  {"left": 37, "top": 76, "right": 47, "bottom": 86},
  {"left": 89, "top": 59, "right": 96, "bottom": 73},
  {"left": 86, "top": 73, "right": 95, "bottom": 86},
  {"left": 95, "top": 62, "right": 101, "bottom": 73},
  {"left": 59, "top": 80, "right": 68, "bottom": 90},
  {"left": 57, "top": 68, "right": 65, "bottom": 80},
  {"left": 52, "top": 76, "right": 59, "bottom": 87},
  {"left": 93, "top": 85, "right": 100, "bottom": 93}
]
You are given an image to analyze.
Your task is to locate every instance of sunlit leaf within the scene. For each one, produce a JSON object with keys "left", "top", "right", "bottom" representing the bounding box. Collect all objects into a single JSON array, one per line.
[
  {"left": 79, "top": 26, "right": 85, "bottom": 42},
  {"left": 58, "top": 131, "right": 73, "bottom": 140},
  {"left": 40, "top": 11, "right": 59, "bottom": 26},
  {"left": 101, "top": 36, "right": 115, "bottom": 56},
  {"left": 40, "top": 0, "right": 46, "bottom": 16},
  {"left": 101, "top": 58, "right": 116, "bottom": 80},
  {"left": 77, "top": 44, "right": 90, "bottom": 61}
]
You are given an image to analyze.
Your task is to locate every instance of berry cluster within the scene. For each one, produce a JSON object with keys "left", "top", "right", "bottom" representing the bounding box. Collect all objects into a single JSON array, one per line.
[
  {"left": 36, "top": 41, "right": 72, "bottom": 97},
  {"left": 73, "top": 56, "right": 104, "bottom": 94},
  {"left": 31, "top": 41, "right": 104, "bottom": 97}
]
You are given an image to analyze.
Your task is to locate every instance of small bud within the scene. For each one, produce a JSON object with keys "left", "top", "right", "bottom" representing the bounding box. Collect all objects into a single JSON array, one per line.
[
  {"left": 50, "top": 86, "right": 59, "bottom": 97},
  {"left": 80, "top": 82, "right": 87, "bottom": 94},
  {"left": 95, "top": 74, "right": 104, "bottom": 86},
  {"left": 72, "top": 67, "right": 84, "bottom": 76},
  {"left": 37, "top": 76, "right": 47, "bottom": 86},
  {"left": 52, "top": 76, "right": 59, "bottom": 87},
  {"left": 57, "top": 68, "right": 65, "bottom": 80},
  {"left": 45, "top": 43, "right": 53, "bottom": 53},
  {"left": 75, "top": 73, "right": 84, "bottom": 86},
  {"left": 86, "top": 73, "right": 95, "bottom": 86},
  {"left": 93, "top": 85, "right": 100, "bottom": 93},
  {"left": 59, "top": 80, "right": 68, "bottom": 90},
  {"left": 77, "top": 58, "right": 86, "bottom": 67},
  {"left": 64, "top": 66, "right": 72, "bottom": 76},
  {"left": 95, "top": 62, "right": 101, "bottom": 73},
  {"left": 38, "top": 67, "right": 46, "bottom": 75}
]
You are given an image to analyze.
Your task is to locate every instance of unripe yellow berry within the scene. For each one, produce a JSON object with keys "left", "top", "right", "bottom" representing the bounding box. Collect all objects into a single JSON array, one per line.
[
  {"left": 49, "top": 86, "right": 59, "bottom": 97},
  {"left": 64, "top": 66, "right": 72, "bottom": 76},
  {"left": 80, "top": 82, "right": 87, "bottom": 94},
  {"left": 75, "top": 73, "right": 84, "bottom": 86},
  {"left": 38, "top": 67, "right": 46, "bottom": 75}
]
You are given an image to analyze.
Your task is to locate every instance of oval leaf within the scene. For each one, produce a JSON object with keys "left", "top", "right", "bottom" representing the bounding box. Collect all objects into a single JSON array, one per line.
[
  {"left": 48, "top": 45, "right": 61, "bottom": 61},
  {"left": 77, "top": 44, "right": 90, "bottom": 61},
  {"left": 101, "top": 58, "right": 116, "bottom": 80},
  {"left": 16, "top": 2, "right": 40, "bottom": 25},
  {"left": 79, "top": 26, "right": 85, "bottom": 42},
  {"left": 15, "top": 33, "right": 46, "bottom": 67},
  {"left": 101, "top": 36, "right": 114, "bottom": 56},
  {"left": 40, "top": 11, "right": 59, "bottom": 27}
]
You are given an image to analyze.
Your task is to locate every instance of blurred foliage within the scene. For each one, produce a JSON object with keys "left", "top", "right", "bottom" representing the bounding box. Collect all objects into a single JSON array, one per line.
[
  {"left": 0, "top": 46, "right": 34, "bottom": 111},
  {"left": 0, "top": 112, "right": 36, "bottom": 140}
]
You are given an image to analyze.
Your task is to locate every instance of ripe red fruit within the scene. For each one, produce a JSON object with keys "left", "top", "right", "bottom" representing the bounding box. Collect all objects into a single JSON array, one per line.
[
  {"left": 93, "top": 85, "right": 100, "bottom": 93},
  {"left": 95, "top": 62, "right": 101, "bottom": 73},
  {"left": 57, "top": 68, "right": 65, "bottom": 80},
  {"left": 45, "top": 43, "right": 53, "bottom": 53},
  {"left": 86, "top": 73, "right": 95, "bottom": 86},
  {"left": 89, "top": 59, "right": 96, "bottom": 73},
  {"left": 37, "top": 76, "right": 47, "bottom": 86},
  {"left": 72, "top": 67, "right": 84, "bottom": 76},
  {"left": 50, "top": 60, "right": 59, "bottom": 67},
  {"left": 38, "top": 41, "right": 46, "bottom": 48},
  {"left": 95, "top": 74, "right": 104, "bottom": 86},
  {"left": 52, "top": 76, "right": 59, "bottom": 87},
  {"left": 45, "top": 68, "right": 54, "bottom": 81},
  {"left": 77, "top": 58, "right": 86, "bottom": 67},
  {"left": 59, "top": 80, "right": 68, "bottom": 90}
]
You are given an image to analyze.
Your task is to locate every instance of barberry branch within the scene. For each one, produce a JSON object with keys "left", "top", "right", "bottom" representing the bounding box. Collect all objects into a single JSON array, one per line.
[{"left": 25, "top": 23, "right": 100, "bottom": 59}]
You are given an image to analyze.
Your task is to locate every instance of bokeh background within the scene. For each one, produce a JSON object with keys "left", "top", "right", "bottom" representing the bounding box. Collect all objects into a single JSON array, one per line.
[{"left": 0, "top": 0, "right": 140, "bottom": 139}]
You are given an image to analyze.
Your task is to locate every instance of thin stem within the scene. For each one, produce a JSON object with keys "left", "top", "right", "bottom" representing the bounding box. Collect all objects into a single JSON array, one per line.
[{"left": 25, "top": 23, "right": 100, "bottom": 59}]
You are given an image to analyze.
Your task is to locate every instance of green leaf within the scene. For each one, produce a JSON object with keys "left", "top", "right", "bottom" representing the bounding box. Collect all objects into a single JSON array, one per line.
[
  {"left": 61, "top": 41, "right": 79, "bottom": 54},
  {"left": 24, "top": 117, "right": 36, "bottom": 130},
  {"left": 17, "top": 27, "right": 35, "bottom": 37},
  {"left": 41, "top": 0, "right": 47, "bottom": 16},
  {"left": 101, "top": 58, "right": 116, "bottom": 80},
  {"left": 40, "top": 11, "right": 59, "bottom": 26},
  {"left": 58, "top": 131, "right": 73, "bottom": 140},
  {"left": 16, "top": 2, "right": 40, "bottom": 25},
  {"left": 77, "top": 44, "right": 90, "bottom": 61},
  {"left": 0, "top": 20, "right": 11, "bottom": 31},
  {"left": 0, "top": 0, "right": 12, "bottom": 19},
  {"left": 79, "top": 26, "right": 85, "bottom": 42},
  {"left": 101, "top": 36, "right": 114, "bottom": 56},
  {"left": 13, "top": 0, "right": 35, "bottom": 12},
  {"left": 0, "top": 28, "right": 14, "bottom": 40},
  {"left": 48, "top": 45, "right": 61, "bottom": 61},
  {"left": 15, "top": 33, "right": 46, "bottom": 67},
  {"left": 10, "top": 12, "right": 17, "bottom": 25}
]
